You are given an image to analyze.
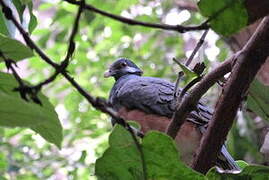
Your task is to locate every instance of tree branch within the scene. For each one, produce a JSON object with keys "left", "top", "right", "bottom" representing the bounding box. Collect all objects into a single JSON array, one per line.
[
  {"left": 63, "top": 0, "right": 209, "bottom": 33},
  {"left": 245, "top": 0, "right": 269, "bottom": 24},
  {"left": 166, "top": 50, "right": 236, "bottom": 138},
  {"left": 192, "top": 16, "right": 269, "bottom": 174},
  {"left": 185, "top": 29, "right": 209, "bottom": 67},
  {"left": 32, "top": 0, "right": 85, "bottom": 91}
]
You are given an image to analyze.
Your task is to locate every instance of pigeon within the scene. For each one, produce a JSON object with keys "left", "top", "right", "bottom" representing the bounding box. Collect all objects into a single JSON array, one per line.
[{"left": 104, "top": 58, "right": 239, "bottom": 170}]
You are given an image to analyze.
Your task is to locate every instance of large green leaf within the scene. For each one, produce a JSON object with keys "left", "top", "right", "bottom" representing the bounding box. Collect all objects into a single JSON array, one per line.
[
  {"left": 198, "top": 0, "right": 248, "bottom": 36},
  {"left": 0, "top": 72, "right": 63, "bottom": 148},
  {"left": 0, "top": 34, "right": 34, "bottom": 61},
  {"left": 143, "top": 131, "right": 204, "bottom": 179},
  {"left": 247, "top": 80, "right": 269, "bottom": 121},
  {"left": 95, "top": 125, "right": 204, "bottom": 179},
  {"left": 206, "top": 165, "right": 269, "bottom": 179}
]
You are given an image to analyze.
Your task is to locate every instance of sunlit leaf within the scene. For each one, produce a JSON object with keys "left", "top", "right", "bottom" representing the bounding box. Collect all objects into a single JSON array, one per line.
[
  {"left": 175, "top": 60, "right": 198, "bottom": 79},
  {"left": 236, "top": 160, "right": 249, "bottom": 169}
]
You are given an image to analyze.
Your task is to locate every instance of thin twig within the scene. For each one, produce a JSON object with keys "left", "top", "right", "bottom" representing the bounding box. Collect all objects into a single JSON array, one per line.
[
  {"left": 61, "top": 0, "right": 85, "bottom": 67},
  {"left": 32, "top": 0, "right": 85, "bottom": 90},
  {"left": 3, "top": 59, "right": 24, "bottom": 88},
  {"left": 185, "top": 29, "right": 209, "bottom": 66},
  {"left": 0, "top": 52, "right": 41, "bottom": 103},
  {"left": 173, "top": 68, "right": 184, "bottom": 97},
  {"left": 173, "top": 29, "right": 208, "bottom": 103},
  {"left": 63, "top": 0, "right": 209, "bottom": 33},
  {"left": 179, "top": 76, "right": 203, "bottom": 99}
]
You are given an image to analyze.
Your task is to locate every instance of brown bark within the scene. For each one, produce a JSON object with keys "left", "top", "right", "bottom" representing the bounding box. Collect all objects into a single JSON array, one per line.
[
  {"left": 192, "top": 16, "right": 269, "bottom": 174},
  {"left": 245, "top": 0, "right": 269, "bottom": 24},
  {"left": 228, "top": 20, "right": 269, "bottom": 85}
]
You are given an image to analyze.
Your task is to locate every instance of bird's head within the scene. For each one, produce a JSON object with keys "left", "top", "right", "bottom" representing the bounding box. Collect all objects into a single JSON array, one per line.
[{"left": 104, "top": 58, "right": 143, "bottom": 80}]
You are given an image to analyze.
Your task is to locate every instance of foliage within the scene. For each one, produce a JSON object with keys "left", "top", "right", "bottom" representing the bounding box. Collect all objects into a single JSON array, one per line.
[
  {"left": 247, "top": 80, "right": 269, "bottom": 121},
  {"left": 0, "top": 0, "right": 268, "bottom": 179},
  {"left": 0, "top": 72, "right": 62, "bottom": 148},
  {"left": 96, "top": 125, "right": 204, "bottom": 180},
  {"left": 0, "top": 34, "right": 33, "bottom": 61},
  {"left": 96, "top": 126, "right": 269, "bottom": 180},
  {"left": 198, "top": 0, "right": 248, "bottom": 36}
]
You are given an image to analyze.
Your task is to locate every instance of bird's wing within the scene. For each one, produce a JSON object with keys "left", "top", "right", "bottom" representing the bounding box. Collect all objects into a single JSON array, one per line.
[{"left": 113, "top": 77, "right": 176, "bottom": 117}]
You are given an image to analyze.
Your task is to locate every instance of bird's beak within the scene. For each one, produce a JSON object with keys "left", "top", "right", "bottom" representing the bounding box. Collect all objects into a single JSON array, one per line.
[{"left": 104, "top": 70, "right": 113, "bottom": 78}]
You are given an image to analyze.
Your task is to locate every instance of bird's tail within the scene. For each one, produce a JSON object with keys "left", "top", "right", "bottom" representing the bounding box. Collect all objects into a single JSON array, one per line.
[{"left": 216, "top": 145, "right": 241, "bottom": 171}]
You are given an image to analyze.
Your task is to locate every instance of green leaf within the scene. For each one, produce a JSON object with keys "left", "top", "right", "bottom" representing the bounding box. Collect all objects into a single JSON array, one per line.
[
  {"left": 12, "top": 0, "right": 26, "bottom": 22},
  {"left": 176, "top": 60, "right": 198, "bottom": 79},
  {"left": 236, "top": 160, "right": 249, "bottom": 169},
  {"left": 0, "top": 34, "right": 34, "bottom": 61},
  {"left": 206, "top": 165, "right": 269, "bottom": 179},
  {"left": 95, "top": 125, "right": 204, "bottom": 180},
  {"left": 28, "top": 12, "right": 37, "bottom": 34},
  {"left": 0, "top": 72, "right": 63, "bottom": 148},
  {"left": 143, "top": 131, "right": 204, "bottom": 179},
  {"left": 0, "top": 13, "right": 10, "bottom": 36},
  {"left": 95, "top": 125, "right": 143, "bottom": 179},
  {"left": 247, "top": 80, "right": 269, "bottom": 121},
  {"left": 198, "top": 0, "right": 248, "bottom": 36},
  {"left": 27, "top": 2, "right": 37, "bottom": 34},
  {"left": 127, "top": 120, "right": 141, "bottom": 130},
  {"left": 20, "top": 0, "right": 31, "bottom": 5}
]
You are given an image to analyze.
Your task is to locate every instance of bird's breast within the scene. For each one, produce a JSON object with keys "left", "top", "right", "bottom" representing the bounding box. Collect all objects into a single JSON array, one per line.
[{"left": 118, "top": 107, "right": 202, "bottom": 165}]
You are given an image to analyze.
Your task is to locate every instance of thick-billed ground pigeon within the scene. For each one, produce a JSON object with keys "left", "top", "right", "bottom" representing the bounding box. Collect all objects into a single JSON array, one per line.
[{"left": 104, "top": 58, "right": 239, "bottom": 170}]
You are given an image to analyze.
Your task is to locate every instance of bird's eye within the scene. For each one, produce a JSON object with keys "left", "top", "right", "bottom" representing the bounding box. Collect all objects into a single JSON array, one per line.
[{"left": 120, "top": 62, "right": 127, "bottom": 68}]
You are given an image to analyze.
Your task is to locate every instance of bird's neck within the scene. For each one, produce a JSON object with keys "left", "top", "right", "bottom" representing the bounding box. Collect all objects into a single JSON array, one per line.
[{"left": 114, "top": 74, "right": 140, "bottom": 82}]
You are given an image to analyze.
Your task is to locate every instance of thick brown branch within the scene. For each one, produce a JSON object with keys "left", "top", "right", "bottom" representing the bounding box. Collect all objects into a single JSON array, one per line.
[
  {"left": 192, "top": 16, "right": 269, "bottom": 174},
  {"left": 166, "top": 56, "right": 234, "bottom": 138},
  {"left": 63, "top": 0, "right": 209, "bottom": 33}
]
